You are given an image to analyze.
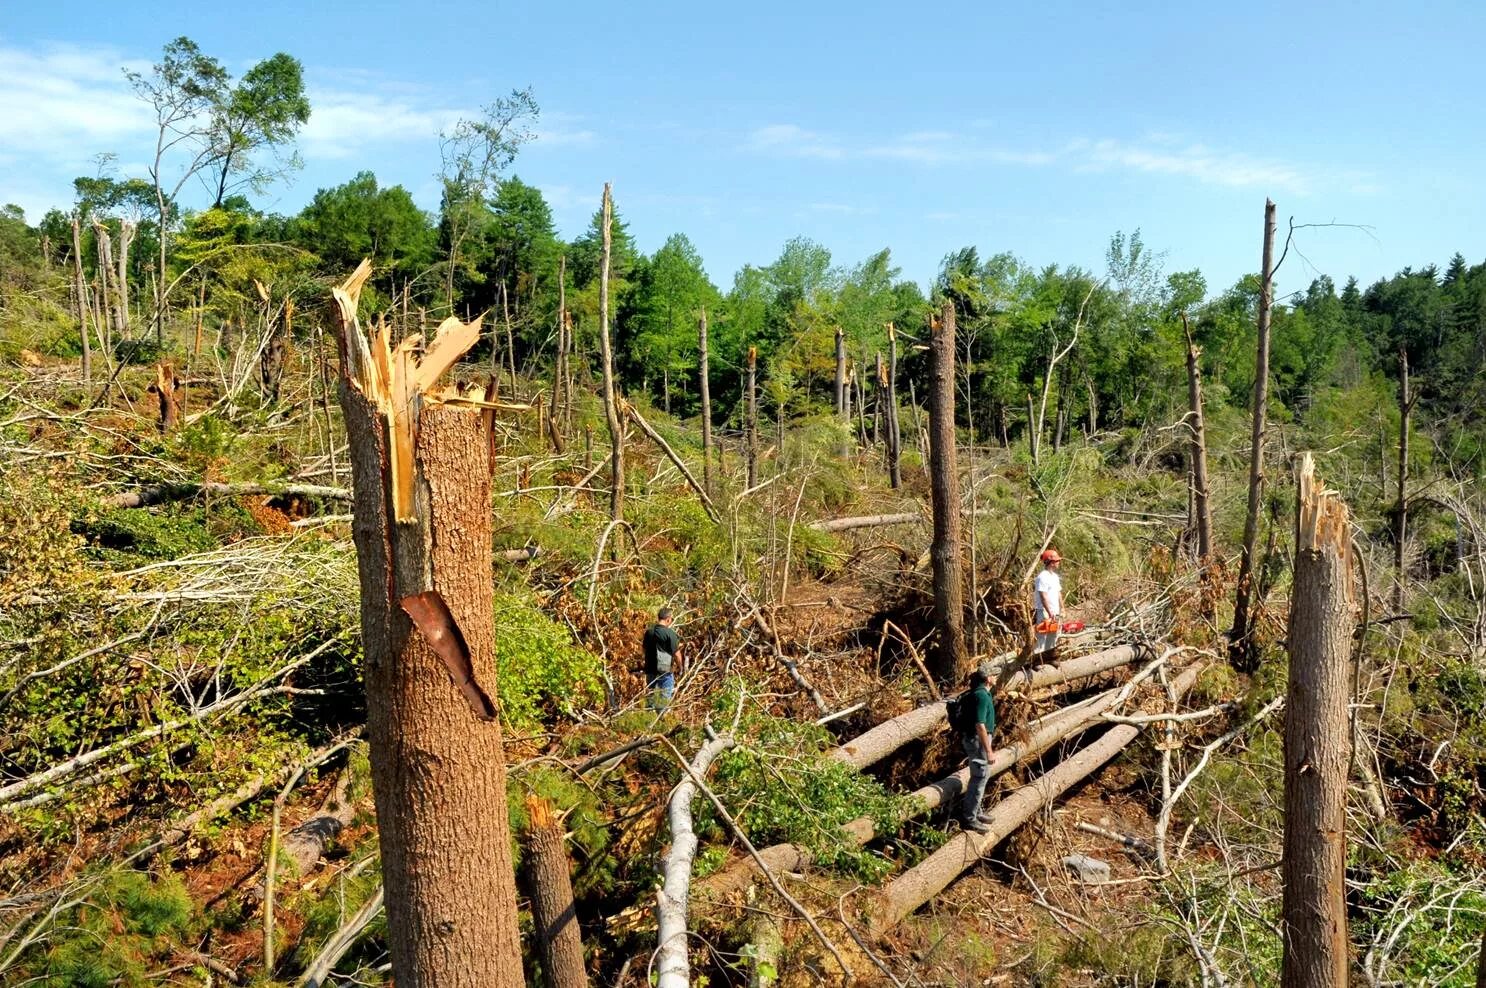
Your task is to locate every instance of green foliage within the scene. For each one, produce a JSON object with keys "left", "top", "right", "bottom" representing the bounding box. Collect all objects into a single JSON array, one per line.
[
  {"left": 24, "top": 871, "right": 196, "bottom": 988},
  {"left": 509, "top": 765, "right": 615, "bottom": 896},
  {"left": 493, "top": 590, "right": 603, "bottom": 729}
]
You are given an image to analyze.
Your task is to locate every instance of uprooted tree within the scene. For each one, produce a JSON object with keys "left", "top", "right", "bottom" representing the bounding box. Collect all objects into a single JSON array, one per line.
[{"left": 330, "top": 260, "right": 523, "bottom": 986}]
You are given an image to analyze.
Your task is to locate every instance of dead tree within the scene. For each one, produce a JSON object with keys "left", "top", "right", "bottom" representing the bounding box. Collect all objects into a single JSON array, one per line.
[
  {"left": 115, "top": 218, "right": 135, "bottom": 337},
  {"left": 1031, "top": 284, "right": 1093, "bottom": 465},
  {"left": 1181, "top": 313, "right": 1214, "bottom": 564},
  {"left": 149, "top": 361, "right": 182, "bottom": 432},
  {"left": 92, "top": 222, "right": 117, "bottom": 345},
  {"left": 598, "top": 184, "right": 624, "bottom": 521},
  {"left": 657, "top": 733, "right": 736, "bottom": 988},
  {"left": 927, "top": 303, "right": 968, "bottom": 681},
  {"left": 70, "top": 215, "right": 92, "bottom": 381},
  {"left": 745, "top": 346, "right": 759, "bottom": 489},
  {"left": 886, "top": 322, "right": 902, "bottom": 489},
  {"left": 1231, "top": 198, "right": 1278, "bottom": 669},
  {"left": 1282, "top": 453, "right": 1355, "bottom": 988},
  {"left": 554, "top": 255, "right": 568, "bottom": 436},
  {"left": 521, "top": 794, "right": 589, "bottom": 988},
  {"left": 329, "top": 261, "right": 523, "bottom": 987},
  {"left": 834, "top": 326, "right": 847, "bottom": 418},
  {"left": 698, "top": 309, "right": 713, "bottom": 496},
  {"left": 1393, "top": 345, "right": 1417, "bottom": 613}
]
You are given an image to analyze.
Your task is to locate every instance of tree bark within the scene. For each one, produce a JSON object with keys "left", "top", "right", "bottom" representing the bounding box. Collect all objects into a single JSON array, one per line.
[
  {"left": 1232, "top": 199, "right": 1277, "bottom": 668},
  {"left": 808, "top": 512, "right": 919, "bottom": 533},
  {"left": 698, "top": 309, "right": 713, "bottom": 497},
  {"left": 598, "top": 184, "right": 624, "bottom": 522},
  {"left": 70, "top": 214, "right": 92, "bottom": 381},
  {"left": 1393, "top": 345, "right": 1413, "bottom": 613},
  {"left": 521, "top": 794, "right": 590, "bottom": 988},
  {"left": 886, "top": 323, "right": 902, "bottom": 489},
  {"left": 93, "top": 222, "right": 117, "bottom": 345},
  {"left": 834, "top": 326, "right": 847, "bottom": 418},
  {"left": 1281, "top": 453, "right": 1355, "bottom": 988},
  {"left": 656, "top": 734, "right": 736, "bottom": 988},
  {"left": 330, "top": 263, "right": 523, "bottom": 988},
  {"left": 555, "top": 254, "right": 568, "bottom": 436},
  {"left": 928, "top": 303, "right": 968, "bottom": 681},
  {"left": 116, "top": 219, "right": 135, "bottom": 337},
  {"left": 151, "top": 361, "right": 181, "bottom": 432},
  {"left": 745, "top": 346, "right": 759, "bottom": 489},
  {"left": 1183, "top": 314, "right": 1215, "bottom": 607}
]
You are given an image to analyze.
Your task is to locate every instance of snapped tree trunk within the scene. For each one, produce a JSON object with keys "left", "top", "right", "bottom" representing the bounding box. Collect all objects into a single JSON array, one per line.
[
  {"left": 656, "top": 734, "right": 735, "bottom": 988},
  {"left": 886, "top": 323, "right": 902, "bottom": 489},
  {"left": 698, "top": 309, "right": 713, "bottom": 496},
  {"left": 150, "top": 361, "right": 181, "bottom": 432},
  {"left": 70, "top": 214, "right": 92, "bottom": 381},
  {"left": 521, "top": 794, "right": 589, "bottom": 988},
  {"left": 1281, "top": 453, "right": 1355, "bottom": 988},
  {"left": 555, "top": 254, "right": 568, "bottom": 437},
  {"left": 93, "top": 222, "right": 117, "bottom": 344},
  {"left": 745, "top": 346, "right": 759, "bottom": 489},
  {"left": 1393, "top": 345, "right": 1414, "bottom": 613},
  {"left": 834, "top": 326, "right": 846, "bottom": 418},
  {"left": 1183, "top": 313, "right": 1215, "bottom": 608},
  {"left": 116, "top": 219, "right": 135, "bottom": 337},
  {"left": 927, "top": 303, "right": 968, "bottom": 681},
  {"left": 598, "top": 184, "right": 624, "bottom": 522},
  {"left": 329, "top": 261, "right": 523, "bottom": 988},
  {"left": 1231, "top": 199, "right": 1277, "bottom": 669}
]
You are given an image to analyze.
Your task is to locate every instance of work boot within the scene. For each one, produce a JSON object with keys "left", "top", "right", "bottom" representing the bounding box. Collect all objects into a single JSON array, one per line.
[
  {"left": 960, "top": 816, "right": 990, "bottom": 834},
  {"left": 976, "top": 811, "right": 996, "bottom": 825}
]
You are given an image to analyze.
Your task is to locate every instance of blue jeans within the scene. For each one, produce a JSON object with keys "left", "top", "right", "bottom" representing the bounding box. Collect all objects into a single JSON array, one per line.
[
  {"left": 961, "top": 735, "right": 990, "bottom": 821},
  {"left": 648, "top": 672, "right": 675, "bottom": 710}
]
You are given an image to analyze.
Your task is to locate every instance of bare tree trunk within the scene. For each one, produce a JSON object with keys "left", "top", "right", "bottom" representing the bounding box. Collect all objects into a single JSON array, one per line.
[
  {"left": 657, "top": 734, "right": 735, "bottom": 988},
  {"left": 928, "top": 304, "right": 968, "bottom": 681},
  {"left": 1282, "top": 453, "right": 1355, "bottom": 988},
  {"left": 856, "top": 362, "right": 869, "bottom": 445},
  {"left": 698, "top": 309, "right": 713, "bottom": 496},
  {"left": 150, "top": 361, "right": 181, "bottom": 432},
  {"left": 745, "top": 346, "right": 759, "bottom": 489},
  {"left": 598, "top": 184, "right": 624, "bottom": 522},
  {"left": 116, "top": 219, "right": 135, "bottom": 338},
  {"left": 93, "top": 222, "right": 117, "bottom": 345},
  {"left": 70, "top": 215, "right": 92, "bottom": 381},
  {"left": 1231, "top": 198, "right": 1277, "bottom": 669},
  {"left": 555, "top": 255, "right": 567, "bottom": 435},
  {"left": 886, "top": 323, "right": 902, "bottom": 489},
  {"left": 521, "top": 794, "right": 590, "bottom": 988},
  {"left": 330, "top": 263, "right": 522, "bottom": 988},
  {"left": 834, "top": 326, "right": 846, "bottom": 417},
  {"left": 1183, "top": 314, "right": 1214, "bottom": 589},
  {"left": 1393, "top": 346, "right": 1414, "bottom": 613}
]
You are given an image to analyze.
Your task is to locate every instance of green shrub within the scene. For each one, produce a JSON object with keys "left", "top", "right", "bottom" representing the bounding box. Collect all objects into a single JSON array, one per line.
[{"left": 493, "top": 590, "right": 603, "bottom": 729}]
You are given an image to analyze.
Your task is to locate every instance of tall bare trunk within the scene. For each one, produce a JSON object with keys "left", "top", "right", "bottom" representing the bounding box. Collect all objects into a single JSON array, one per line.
[
  {"left": 71, "top": 215, "right": 92, "bottom": 381},
  {"left": 928, "top": 304, "right": 967, "bottom": 681},
  {"left": 598, "top": 184, "right": 624, "bottom": 521},
  {"left": 1183, "top": 314, "right": 1214, "bottom": 573},
  {"left": 1282, "top": 453, "right": 1355, "bottom": 988},
  {"left": 886, "top": 323, "right": 902, "bottom": 489},
  {"left": 555, "top": 255, "right": 567, "bottom": 436},
  {"left": 1231, "top": 198, "right": 1277, "bottom": 669},
  {"left": 1393, "top": 346, "right": 1413, "bottom": 613},
  {"left": 698, "top": 309, "right": 713, "bottom": 496},
  {"left": 330, "top": 264, "right": 522, "bottom": 987},
  {"left": 521, "top": 795, "right": 589, "bottom": 988},
  {"left": 116, "top": 219, "right": 135, "bottom": 337},
  {"left": 745, "top": 346, "right": 758, "bottom": 489},
  {"left": 834, "top": 326, "right": 846, "bottom": 418},
  {"left": 93, "top": 222, "right": 117, "bottom": 345}
]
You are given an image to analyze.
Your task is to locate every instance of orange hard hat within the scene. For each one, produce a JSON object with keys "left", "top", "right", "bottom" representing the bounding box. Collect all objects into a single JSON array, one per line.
[{"left": 1041, "top": 548, "right": 1062, "bottom": 563}]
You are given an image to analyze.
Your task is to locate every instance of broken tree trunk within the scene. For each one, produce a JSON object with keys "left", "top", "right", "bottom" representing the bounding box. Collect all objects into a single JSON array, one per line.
[
  {"left": 150, "top": 361, "right": 182, "bottom": 432},
  {"left": 834, "top": 325, "right": 847, "bottom": 419},
  {"left": 867, "top": 663, "right": 1202, "bottom": 934},
  {"left": 330, "top": 261, "right": 522, "bottom": 987},
  {"left": 1232, "top": 198, "right": 1278, "bottom": 669},
  {"left": 1393, "top": 345, "right": 1415, "bottom": 613},
  {"left": 599, "top": 184, "right": 624, "bottom": 522},
  {"left": 70, "top": 214, "right": 92, "bottom": 381},
  {"left": 807, "top": 512, "right": 919, "bottom": 533},
  {"left": 521, "top": 794, "right": 590, "bottom": 988},
  {"left": 92, "top": 222, "right": 117, "bottom": 345},
  {"left": 827, "top": 643, "right": 1146, "bottom": 770},
  {"left": 699, "top": 309, "right": 713, "bottom": 497},
  {"left": 745, "top": 346, "right": 759, "bottom": 489},
  {"left": 1182, "top": 313, "right": 1214, "bottom": 571},
  {"left": 928, "top": 303, "right": 968, "bottom": 681},
  {"left": 116, "top": 219, "right": 134, "bottom": 338},
  {"left": 1281, "top": 453, "right": 1355, "bottom": 988},
  {"left": 103, "top": 480, "right": 352, "bottom": 510},
  {"left": 657, "top": 734, "right": 736, "bottom": 988},
  {"left": 886, "top": 323, "right": 902, "bottom": 489}
]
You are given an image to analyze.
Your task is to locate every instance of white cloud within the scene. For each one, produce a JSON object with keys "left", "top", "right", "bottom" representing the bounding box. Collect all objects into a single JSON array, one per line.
[
  {"left": 299, "top": 88, "right": 467, "bottom": 159},
  {"left": 0, "top": 43, "right": 152, "bottom": 165},
  {"left": 1077, "top": 138, "right": 1314, "bottom": 193},
  {"left": 748, "top": 123, "right": 844, "bottom": 159}
]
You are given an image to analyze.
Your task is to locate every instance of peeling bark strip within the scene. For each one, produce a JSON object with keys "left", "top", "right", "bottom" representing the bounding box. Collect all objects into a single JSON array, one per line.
[
  {"left": 330, "top": 260, "right": 522, "bottom": 987},
  {"left": 400, "top": 591, "right": 497, "bottom": 720},
  {"left": 1281, "top": 454, "right": 1355, "bottom": 988}
]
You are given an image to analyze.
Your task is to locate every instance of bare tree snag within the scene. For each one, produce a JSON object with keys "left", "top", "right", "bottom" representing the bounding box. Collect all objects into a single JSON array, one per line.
[
  {"left": 698, "top": 309, "right": 713, "bottom": 497},
  {"left": 149, "top": 361, "right": 182, "bottom": 432},
  {"left": 329, "top": 260, "right": 522, "bottom": 987},
  {"left": 521, "top": 794, "right": 590, "bottom": 988},
  {"left": 70, "top": 214, "right": 92, "bottom": 381},
  {"left": 928, "top": 303, "right": 968, "bottom": 681},
  {"left": 116, "top": 218, "right": 135, "bottom": 337},
  {"left": 1282, "top": 453, "right": 1355, "bottom": 988},
  {"left": 886, "top": 323, "right": 902, "bottom": 489},
  {"left": 1032, "top": 284, "right": 1093, "bottom": 466},
  {"left": 1232, "top": 199, "right": 1278, "bottom": 668},
  {"left": 657, "top": 733, "right": 736, "bottom": 988},
  {"left": 599, "top": 184, "right": 624, "bottom": 522},
  {"left": 745, "top": 346, "right": 759, "bottom": 489},
  {"left": 1393, "top": 345, "right": 1416, "bottom": 613},
  {"left": 834, "top": 326, "right": 847, "bottom": 419},
  {"left": 1181, "top": 313, "right": 1214, "bottom": 566},
  {"left": 92, "top": 221, "right": 117, "bottom": 345},
  {"left": 555, "top": 254, "right": 568, "bottom": 435},
  {"left": 867, "top": 663, "right": 1202, "bottom": 934}
]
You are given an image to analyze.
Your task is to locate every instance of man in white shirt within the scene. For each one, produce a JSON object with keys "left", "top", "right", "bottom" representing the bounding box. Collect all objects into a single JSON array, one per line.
[{"left": 1032, "top": 548, "right": 1063, "bottom": 655}]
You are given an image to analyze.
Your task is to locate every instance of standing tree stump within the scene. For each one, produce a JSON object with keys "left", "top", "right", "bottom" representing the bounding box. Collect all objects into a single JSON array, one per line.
[
  {"left": 330, "top": 261, "right": 523, "bottom": 987},
  {"left": 1281, "top": 453, "right": 1356, "bottom": 988},
  {"left": 522, "top": 794, "right": 589, "bottom": 988},
  {"left": 149, "top": 361, "right": 182, "bottom": 432}
]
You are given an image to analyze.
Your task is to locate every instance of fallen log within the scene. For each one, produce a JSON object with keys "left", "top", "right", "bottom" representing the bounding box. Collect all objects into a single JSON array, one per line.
[
  {"left": 103, "top": 481, "right": 353, "bottom": 510},
  {"left": 865, "top": 663, "right": 1202, "bottom": 935},
  {"left": 700, "top": 677, "right": 1148, "bottom": 902},
  {"left": 253, "top": 766, "right": 356, "bottom": 904},
  {"left": 744, "top": 607, "right": 828, "bottom": 713},
  {"left": 656, "top": 733, "right": 735, "bottom": 988},
  {"left": 828, "top": 643, "right": 1147, "bottom": 771},
  {"left": 808, "top": 512, "right": 919, "bottom": 533},
  {"left": 624, "top": 400, "right": 720, "bottom": 522}
]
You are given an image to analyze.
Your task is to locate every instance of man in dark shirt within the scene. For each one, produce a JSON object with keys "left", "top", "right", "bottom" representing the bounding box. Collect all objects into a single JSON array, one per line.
[
  {"left": 958, "top": 668, "right": 997, "bottom": 833},
  {"left": 642, "top": 607, "right": 681, "bottom": 710}
]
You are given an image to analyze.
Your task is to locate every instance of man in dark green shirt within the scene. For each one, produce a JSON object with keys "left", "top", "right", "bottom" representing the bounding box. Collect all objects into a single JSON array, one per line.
[
  {"left": 958, "top": 668, "right": 997, "bottom": 833},
  {"left": 642, "top": 607, "right": 681, "bottom": 710}
]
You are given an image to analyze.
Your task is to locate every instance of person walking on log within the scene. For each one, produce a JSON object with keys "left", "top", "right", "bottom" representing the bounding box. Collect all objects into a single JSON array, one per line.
[
  {"left": 643, "top": 606, "right": 682, "bottom": 710},
  {"left": 953, "top": 668, "right": 997, "bottom": 833},
  {"left": 1032, "top": 548, "right": 1064, "bottom": 658}
]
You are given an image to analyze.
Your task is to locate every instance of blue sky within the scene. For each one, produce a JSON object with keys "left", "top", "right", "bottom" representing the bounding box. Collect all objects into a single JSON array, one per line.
[{"left": 3, "top": 1, "right": 1482, "bottom": 297}]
